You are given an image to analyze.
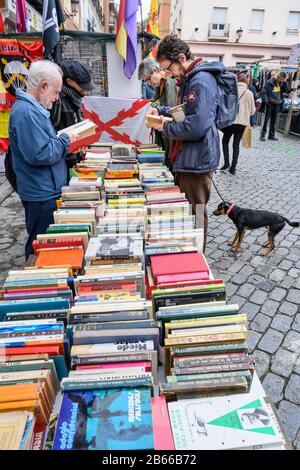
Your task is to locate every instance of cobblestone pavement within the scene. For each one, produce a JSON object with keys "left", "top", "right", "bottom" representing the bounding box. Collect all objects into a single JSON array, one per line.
[
  {"left": 206, "top": 129, "right": 300, "bottom": 448},
  {"left": 0, "top": 128, "right": 299, "bottom": 447}
]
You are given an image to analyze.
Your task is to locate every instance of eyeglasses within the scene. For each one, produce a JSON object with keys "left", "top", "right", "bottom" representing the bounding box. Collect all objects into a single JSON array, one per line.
[{"left": 161, "top": 61, "right": 174, "bottom": 73}]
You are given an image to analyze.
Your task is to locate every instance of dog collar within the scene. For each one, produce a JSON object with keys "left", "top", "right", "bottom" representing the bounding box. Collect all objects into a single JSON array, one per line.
[{"left": 226, "top": 204, "right": 236, "bottom": 215}]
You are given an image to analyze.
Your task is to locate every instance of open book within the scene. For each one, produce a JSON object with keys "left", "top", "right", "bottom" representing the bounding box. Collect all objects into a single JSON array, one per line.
[{"left": 58, "top": 119, "right": 100, "bottom": 153}]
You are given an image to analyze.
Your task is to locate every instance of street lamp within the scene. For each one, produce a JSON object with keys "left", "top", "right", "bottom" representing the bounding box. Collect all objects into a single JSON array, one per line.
[{"left": 236, "top": 27, "right": 243, "bottom": 43}]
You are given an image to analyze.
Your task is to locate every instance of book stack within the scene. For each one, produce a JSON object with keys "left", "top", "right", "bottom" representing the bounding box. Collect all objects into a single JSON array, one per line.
[
  {"left": 0, "top": 319, "right": 66, "bottom": 433},
  {"left": 69, "top": 147, "right": 111, "bottom": 181},
  {"left": 0, "top": 410, "right": 45, "bottom": 450},
  {"left": 137, "top": 148, "right": 166, "bottom": 164},
  {"left": 139, "top": 164, "right": 174, "bottom": 190},
  {"left": 0, "top": 268, "right": 72, "bottom": 323}
]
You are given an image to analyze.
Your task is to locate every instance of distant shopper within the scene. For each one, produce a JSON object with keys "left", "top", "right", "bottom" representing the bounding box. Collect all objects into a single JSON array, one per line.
[
  {"left": 260, "top": 71, "right": 288, "bottom": 141},
  {"left": 220, "top": 71, "right": 255, "bottom": 175},
  {"left": 139, "top": 58, "right": 177, "bottom": 168},
  {"left": 141, "top": 81, "right": 156, "bottom": 99}
]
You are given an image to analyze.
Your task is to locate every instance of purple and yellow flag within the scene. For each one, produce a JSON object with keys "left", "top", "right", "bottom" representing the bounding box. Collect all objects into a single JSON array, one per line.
[{"left": 115, "top": 0, "right": 142, "bottom": 79}]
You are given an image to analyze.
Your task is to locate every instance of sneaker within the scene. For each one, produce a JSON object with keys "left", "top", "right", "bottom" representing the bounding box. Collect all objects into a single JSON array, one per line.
[
  {"left": 229, "top": 168, "right": 236, "bottom": 175},
  {"left": 220, "top": 164, "right": 230, "bottom": 171},
  {"left": 268, "top": 136, "right": 278, "bottom": 141},
  {"left": 260, "top": 136, "right": 266, "bottom": 141}
]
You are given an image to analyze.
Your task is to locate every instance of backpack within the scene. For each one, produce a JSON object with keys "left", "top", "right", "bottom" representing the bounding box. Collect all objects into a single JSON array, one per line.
[
  {"left": 214, "top": 71, "right": 239, "bottom": 129},
  {"left": 196, "top": 65, "right": 239, "bottom": 130},
  {"left": 4, "top": 146, "right": 18, "bottom": 193}
]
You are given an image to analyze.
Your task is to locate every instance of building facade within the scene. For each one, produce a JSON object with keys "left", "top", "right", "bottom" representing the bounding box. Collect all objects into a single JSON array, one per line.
[
  {"left": 170, "top": 0, "right": 300, "bottom": 65},
  {"left": 80, "top": 0, "right": 104, "bottom": 32},
  {"left": 0, "top": 0, "right": 43, "bottom": 32},
  {"left": 159, "top": 0, "right": 171, "bottom": 38},
  {"left": 102, "top": 0, "right": 117, "bottom": 34}
]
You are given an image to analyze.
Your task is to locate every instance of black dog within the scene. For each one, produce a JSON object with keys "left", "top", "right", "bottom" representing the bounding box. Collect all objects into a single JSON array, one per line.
[{"left": 213, "top": 201, "right": 299, "bottom": 255}]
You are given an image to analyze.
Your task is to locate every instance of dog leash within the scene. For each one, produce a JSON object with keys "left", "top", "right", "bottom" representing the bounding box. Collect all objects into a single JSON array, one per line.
[{"left": 212, "top": 178, "right": 227, "bottom": 203}]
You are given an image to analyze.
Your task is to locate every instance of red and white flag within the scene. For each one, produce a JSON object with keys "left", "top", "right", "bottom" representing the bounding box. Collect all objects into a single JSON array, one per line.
[{"left": 82, "top": 96, "right": 151, "bottom": 146}]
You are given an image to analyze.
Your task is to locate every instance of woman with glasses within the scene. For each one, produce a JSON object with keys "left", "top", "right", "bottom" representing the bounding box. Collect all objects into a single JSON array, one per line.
[{"left": 138, "top": 58, "right": 177, "bottom": 169}]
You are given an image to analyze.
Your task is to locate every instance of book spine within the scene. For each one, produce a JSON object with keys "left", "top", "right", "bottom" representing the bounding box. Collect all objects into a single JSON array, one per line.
[
  {"left": 160, "top": 376, "right": 248, "bottom": 393},
  {"left": 61, "top": 377, "right": 152, "bottom": 391},
  {"left": 172, "top": 362, "right": 254, "bottom": 375},
  {"left": 165, "top": 332, "right": 246, "bottom": 346},
  {"left": 71, "top": 352, "right": 154, "bottom": 366},
  {"left": 170, "top": 342, "right": 248, "bottom": 356},
  {"left": 167, "top": 370, "right": 252, "bottom": 383},
  {"left": 173, "top": 353, "right": 250, "bottom": 367}
]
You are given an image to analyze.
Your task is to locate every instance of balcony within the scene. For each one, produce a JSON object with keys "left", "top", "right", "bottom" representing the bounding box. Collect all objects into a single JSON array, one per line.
[{"left": 208, "top": 23, "right": 230, "bottom": 41}]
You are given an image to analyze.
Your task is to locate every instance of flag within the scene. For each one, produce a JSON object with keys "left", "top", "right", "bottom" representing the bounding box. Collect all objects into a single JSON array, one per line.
[
  {"left": 16, "top": 0, "right": 28, "bottom": 33},
  {"left": 43, "top": 0, "right": 65, "bottom": 63},
  {"left": 115, "top": 0, "right": 141, "bottom": 79},
  {"left": 0, "top": 12, "right": 5, "bottom": 33},
  {"left": 147, "top": 0, "right": 159, "bottom": 36}
]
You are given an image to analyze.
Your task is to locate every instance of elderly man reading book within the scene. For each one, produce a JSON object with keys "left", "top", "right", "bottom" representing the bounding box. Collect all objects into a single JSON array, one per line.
[{"left": 8, "top": 60, "right": 78, "bottom": 260}]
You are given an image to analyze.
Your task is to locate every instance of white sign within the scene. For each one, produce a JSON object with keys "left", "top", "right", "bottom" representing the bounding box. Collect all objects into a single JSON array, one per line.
[{"left": 106, "top": 42, "right": 142, "bottom": 99}]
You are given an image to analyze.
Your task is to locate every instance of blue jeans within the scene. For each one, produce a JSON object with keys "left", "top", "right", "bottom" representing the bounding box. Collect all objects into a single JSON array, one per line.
[{"left": 22, "top": 198, "right": 57, "bottom": 260}]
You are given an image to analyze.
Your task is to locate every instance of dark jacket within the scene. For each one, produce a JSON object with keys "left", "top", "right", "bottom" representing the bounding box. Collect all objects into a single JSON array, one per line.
[
  {"left": 8, "top": 89, "right": 69, "bottom": 202},
  {"left": 261, "top": 78, "right": 288, "bottom": 105},
  {"left": 154, "top": 78, "right": 177, "bottom": 107},
  {"left": 158, "top": 62, "right": 224, "bottom": 173},
  {"left": 51, "top": 85, "right": 83, "bottom": 168}
]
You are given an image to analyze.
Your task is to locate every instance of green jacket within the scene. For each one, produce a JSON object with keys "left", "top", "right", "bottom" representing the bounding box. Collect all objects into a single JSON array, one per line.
[{"left": 154, "top": 78, "right": 177, "bottom": 107}]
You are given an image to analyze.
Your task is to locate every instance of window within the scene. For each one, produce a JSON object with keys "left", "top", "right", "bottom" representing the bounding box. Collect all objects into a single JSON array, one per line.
[
  {"left": 212, "top": 7, "right": 227, "bottom": 28},
  {"left": 287, "top": 11, "right": 300, "bottom": 32},
  {"left": 250, "top": 9, "right": 264, "bottom": 30},
  {"left": 211, "top": 7, "right": 227, "bottom": 35}
]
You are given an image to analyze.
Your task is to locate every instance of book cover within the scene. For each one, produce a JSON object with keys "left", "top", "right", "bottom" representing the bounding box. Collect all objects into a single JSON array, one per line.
[
  {"left": 151, "top": 396, "right": 175, "bottom": 450},
  {"left": 53, "top": 388, "right": 154, "bottom": 450},
  {"left": 168, "top": 394, "right": 283, "bottom": 450}
]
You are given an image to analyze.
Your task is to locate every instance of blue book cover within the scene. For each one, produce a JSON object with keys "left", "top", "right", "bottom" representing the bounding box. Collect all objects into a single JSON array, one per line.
[
  {"left": 53, "top": 387, "right": 154, "bottom": 450},
  {"left": 0, "top": 298, "right": 70, "bottom": 320}
]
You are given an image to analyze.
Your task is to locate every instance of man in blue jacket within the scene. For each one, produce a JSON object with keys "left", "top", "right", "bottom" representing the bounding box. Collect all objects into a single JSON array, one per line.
[
  {"left": 147, "top": 35, "right": 223, "bottom": 251},
  {"left": 9, "top": 60, "right": 77, "bottom": 259}
]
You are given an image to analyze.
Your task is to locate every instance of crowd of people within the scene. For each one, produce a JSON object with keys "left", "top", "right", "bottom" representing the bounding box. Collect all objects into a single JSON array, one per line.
[{"left": 7, "top": 34, "right": 289, "bottom": 259}]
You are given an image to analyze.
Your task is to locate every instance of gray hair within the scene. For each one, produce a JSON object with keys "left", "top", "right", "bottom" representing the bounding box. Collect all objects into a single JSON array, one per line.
[
  {"left": 27, "top": 60, "right": 63, "bottom": 90},
  {"left": 138, "top": 58, "right": 159, "bottom": 80}
]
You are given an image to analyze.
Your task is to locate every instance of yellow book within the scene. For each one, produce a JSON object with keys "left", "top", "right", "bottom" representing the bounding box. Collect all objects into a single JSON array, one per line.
[
  {"left": 167, "top": 324, "right": 248, "bottom": 338},
  {"left": 164, "top": 332, "right": 247, "bottom": 347}
]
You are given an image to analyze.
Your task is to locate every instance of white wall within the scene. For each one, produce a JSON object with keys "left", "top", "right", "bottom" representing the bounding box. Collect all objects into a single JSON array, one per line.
[
  {"left": 171, "top": 0, "right": 300, "bottom": 46},
  {"left": 106, "top": 42, "right": 142, "bottom": 99}
]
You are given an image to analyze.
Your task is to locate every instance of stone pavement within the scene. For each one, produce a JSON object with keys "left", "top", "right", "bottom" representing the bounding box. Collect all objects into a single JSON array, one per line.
[
  {"left": 0, "top": 128, "right": 299, "bottom": 447},
  {"left": 206, "top": 129, "right": 300, "bottom": 448}
]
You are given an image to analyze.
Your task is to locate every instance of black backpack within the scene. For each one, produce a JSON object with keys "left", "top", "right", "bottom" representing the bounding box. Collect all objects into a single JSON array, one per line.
[{"left": 4, "top": 146, "right": 18, "bottom": 193}]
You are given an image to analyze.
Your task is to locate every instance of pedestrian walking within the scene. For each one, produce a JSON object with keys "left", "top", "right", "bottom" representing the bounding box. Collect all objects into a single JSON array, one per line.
[{"left": 220, "top": 70, "right": 255, "bottom": 175}]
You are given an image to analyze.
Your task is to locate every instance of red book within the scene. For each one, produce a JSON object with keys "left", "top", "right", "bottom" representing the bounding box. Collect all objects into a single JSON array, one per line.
[
  {"left": 76, "top": 361, "right": 151, "bottom": 371},
  {"left": 150, "top": 252, "right": 210, "bottom": 284},
  {"left": 151, "top": 396, "right": 175, "bottom": 450},
  {"left": 0, "top": 346, "right": 61, "bottom": 356},
  {"left": 32, "top": 237, "right": 84, "bottom": 253}
]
